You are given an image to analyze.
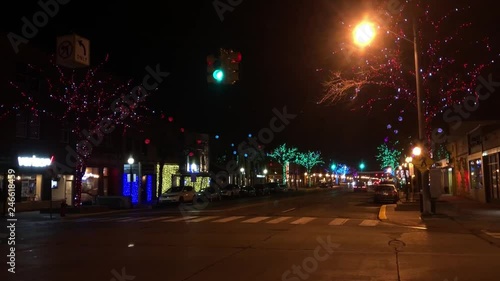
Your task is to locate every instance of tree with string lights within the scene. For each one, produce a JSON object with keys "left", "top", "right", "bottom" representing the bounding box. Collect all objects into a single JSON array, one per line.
[
  {"left": 320, "top": 0, "right": 497, "bottom": 144},
  {"left": 375, "top": 140, "right": 402, "bottom": 172},
  {"left": 295, "top": 151, "right": 324, "bottom": 187},
  {"left": 3, "top": 55, "right": 154, "bottom": 206},
  {"left": 268, "top": 143, "right": 298, "bottom": 185}
]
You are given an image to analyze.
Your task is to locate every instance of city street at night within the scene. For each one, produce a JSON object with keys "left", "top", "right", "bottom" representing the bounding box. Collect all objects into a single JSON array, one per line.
[{"left": 6, "top": 188, "right": 500, "bottom": 281}]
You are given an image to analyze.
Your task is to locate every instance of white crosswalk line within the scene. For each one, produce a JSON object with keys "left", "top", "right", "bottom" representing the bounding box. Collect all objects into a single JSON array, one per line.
[
  {"left": 213, "top": 216, "right": 245, "bottom": 223},
  {"left": 484, "top": 231, "right": 500, "bottom": 239},
  {"left": 242, "top": 217, "right": 270, "bottom": 223},
  {"left": 139, "top": 216, "right": 173, "bottom": 222},
  {"left": 329, "top": 218, "right": 348, "bottom": 226},
  {"left": 94, "top": 217, "right": 123, "bottom": 222},
  {"left": 359, "top": 220, "right": 379, "bottom": 226},
  {"left": 290, "top": 217, "right": 316, "bottom": 225},
  {"left": 187, "top": 216, "right": 220, "bottom": 223},
  {"left": 117, "top": 217, "right": 143, "bottom": 222},
  {"left": 266, "top": 217, "right": 292, "bottom": 224},
  {"left": 112, "top": 217, "right": 134, "bottom": 222},
  {"left": 163, "top": 216, "right": 198, "bottom": 222}
]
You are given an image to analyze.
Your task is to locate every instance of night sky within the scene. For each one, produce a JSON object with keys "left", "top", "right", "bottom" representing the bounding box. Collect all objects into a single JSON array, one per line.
[{"left": 2, "top": 0, "right": 500, "bottom": 170}]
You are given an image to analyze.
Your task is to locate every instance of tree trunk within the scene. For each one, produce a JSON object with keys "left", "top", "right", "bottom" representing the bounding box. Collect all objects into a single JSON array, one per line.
[
  {"left": 307, "top": 169, "right": 312, "bottom": 187},
  {"left": 157, "top": 162, "right": 164, "bottom": 204},
  {"left": 282, "top": 165, "right": 286, "bottom": 185},
  {"left": 74, "top": 160, "right": 86, "bottom": 207}
]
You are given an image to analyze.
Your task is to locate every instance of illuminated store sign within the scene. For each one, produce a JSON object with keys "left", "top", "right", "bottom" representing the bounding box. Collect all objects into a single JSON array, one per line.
[{"left": 18, "top": 155, "right": 53, "bottom": 167}]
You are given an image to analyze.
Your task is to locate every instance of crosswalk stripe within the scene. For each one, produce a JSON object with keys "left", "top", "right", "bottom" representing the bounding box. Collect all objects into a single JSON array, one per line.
[
  {"left": 213, "top": 216, "right": 245, "bottom": 223},
  {"left": 94, "top": 217, "right": 123, "bottom": 222},
  {"left": 188, "top": 216, "right": 220, "bottom": 222},
  {"left": 112, "top": 217, "right": 134, "bottom": 222},
  {"left": 140, "top": 216, "right": 173, "bottom": 222},
  {"left": 290, "top": 217, "right": 316, "bottom": 225},
  {"left": 359, "top": 220, "right": 379, "bottom": 226},
  {"left": 266, "top": 217, "right": 292, "bottom": 224},
  {"left": 163, "top": 216, "right": 198, "bottom": 222},
  {"left": 329, "top": 218, "right": 348, "bottom": 226},
  {"left": 117, "top": 217, "right": 142, "bottom": 222},
  {"left": 484, "top": 231, "right": 500, "bottom": 239},
  {"left": 242, "top": 217, "right": 270, "bottom": 223}
]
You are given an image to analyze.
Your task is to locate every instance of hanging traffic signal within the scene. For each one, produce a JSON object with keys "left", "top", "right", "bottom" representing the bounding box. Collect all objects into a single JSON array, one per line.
[
  {"left": 213, "top": 69, "right": 224, "bottom": 82},
  {"left": 207, "top": 55, "right": 223, "bottom": 84},
  {"left": 207, "top": 49, "right": 241, "bottom": 84}
]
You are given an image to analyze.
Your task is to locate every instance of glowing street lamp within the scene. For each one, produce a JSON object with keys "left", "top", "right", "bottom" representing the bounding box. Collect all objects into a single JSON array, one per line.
[
  {"left": 412, "top": 147, "right": 422, "bottom": 156},
  {"left": 353, "top": 21, "right": 376, "bottom": 47},
  {"left": 405, "top": 156, "right": 413, "bottom": 163},
  {"left": 127, "top": 156, "right": 134, "bottom": 165}
]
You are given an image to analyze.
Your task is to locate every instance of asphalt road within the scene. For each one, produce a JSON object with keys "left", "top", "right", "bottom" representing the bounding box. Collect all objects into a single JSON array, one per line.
[{"left": 2, "top": 187, "right": 500, "bottom": 281}]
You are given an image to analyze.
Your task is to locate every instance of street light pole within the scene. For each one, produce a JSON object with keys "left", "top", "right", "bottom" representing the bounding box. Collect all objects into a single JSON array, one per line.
[{"left": 412, "top": 19, "right": 432, "bottom": 215}]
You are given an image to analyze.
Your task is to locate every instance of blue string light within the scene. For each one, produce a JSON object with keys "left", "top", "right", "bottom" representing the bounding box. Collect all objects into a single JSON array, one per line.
[{"left": 146, "top": 175, "right": 153, "bottom": 202}]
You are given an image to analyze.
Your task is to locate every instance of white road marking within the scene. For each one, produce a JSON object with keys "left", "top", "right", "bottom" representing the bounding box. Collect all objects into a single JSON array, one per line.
[
  {"left": 329, "top": 218, "right": 348, "bottom": 225},
  {"left": 282, "top": 208, "right": 296, "bottom": 213},
  {"left": 112, "top": 217, "right": 134, "bottom": 222},
  {"left": 188, "top": 216, "right": 220, "bottom": 222},
  {"left": 242, "top": 217, "right": 270, "bottom": 223},
  {"left": 212, "top": 216, "right": 245, "bottom": 223},
  {"left": 290, "top": 217, "right": 316, "bottom": 225},
  {"left": 359, "top": 219, "right": 379, "bottom": 226},
  {"left": 163, "top": 216, "right": 198, "bottom": 222},
  {"left": 139, "top": 216, "right": 173, "bottom": 222},
  {"left": 117, "top": 217, "right": 143, "bottom": 222},
  {"left": 483, "top": 231, "right": 500, "bottom": 239},
  {"left": 266, "top": 217, "right": 292, "bottom": 224}
]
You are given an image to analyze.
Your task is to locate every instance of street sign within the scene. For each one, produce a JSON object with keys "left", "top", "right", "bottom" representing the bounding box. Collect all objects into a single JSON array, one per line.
[
  {"left": 414, "top": 155, "right": 435, "bottom": 172},
  {"left": 56, "top": 34, "right": 90, "bottom": 68}
]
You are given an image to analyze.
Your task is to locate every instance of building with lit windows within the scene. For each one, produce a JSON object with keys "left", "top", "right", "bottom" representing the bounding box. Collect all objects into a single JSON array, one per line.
[{"left": 444, "top": 120, "right": 500, "bottom": 203}]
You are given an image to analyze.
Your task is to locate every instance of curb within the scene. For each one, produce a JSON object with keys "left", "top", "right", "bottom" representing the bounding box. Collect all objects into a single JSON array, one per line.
[{"left": 378, "top": 205, "right": 388, "bottom": 220}]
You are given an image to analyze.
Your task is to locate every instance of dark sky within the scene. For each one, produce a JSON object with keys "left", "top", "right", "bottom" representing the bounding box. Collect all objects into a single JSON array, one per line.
[{"left": 2, "top": 0, "right": 500, "bottom": 170}]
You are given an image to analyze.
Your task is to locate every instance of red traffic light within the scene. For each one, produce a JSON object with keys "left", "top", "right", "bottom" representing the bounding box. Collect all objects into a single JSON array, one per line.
[
  {"left": 168, "top": 116, "right": 174, "bottom": 122},
  {"left": 197, "top": 140, "right": 202, "bottom": 144},
  {"left": 188, "top": 152, "right": 194, "bottom": 157},
  {"left": 144, "top": 139, "right": 150, "bottom": 144}
]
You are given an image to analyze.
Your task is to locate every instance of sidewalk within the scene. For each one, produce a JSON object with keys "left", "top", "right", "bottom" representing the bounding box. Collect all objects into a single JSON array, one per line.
[{"left": 378, "top": 195, "right": 500, "bottom": 232}]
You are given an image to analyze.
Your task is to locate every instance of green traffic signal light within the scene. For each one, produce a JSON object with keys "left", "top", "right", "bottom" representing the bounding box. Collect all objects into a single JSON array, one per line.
[
  {"left": 359, "top": 163, "right": 365, "bottom": 170},
  {"left": 213, "top": 70, "right": 224, "bottom": 82}
]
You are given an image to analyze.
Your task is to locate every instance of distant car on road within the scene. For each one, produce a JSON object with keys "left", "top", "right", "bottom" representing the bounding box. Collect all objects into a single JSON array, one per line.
[
  {"left": 240, "top": 186, "right": 256, "bottom": 197},
  {"left": 159, "top": 186, "right": 196, "bottom": 204},
  {"left": 196, "top": 187, "right": 221, "bottom": 202},
  {"left": 221, "top": 184, "right": 240, "bottom": 198},
  {"left": 254, "top": 184, "right": 270, "bottom": 196},
  {"left": 353, "top": 181, "right": 367, "bottom": 192},
  {"left": 373, "top": 184, "right": 399, "bottom": 203}
]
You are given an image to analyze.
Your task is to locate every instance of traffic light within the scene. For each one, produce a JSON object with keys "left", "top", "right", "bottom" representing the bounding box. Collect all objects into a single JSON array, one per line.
[
  {"left": 207, "top": 55, "right": 223, "bottom": 83},
  {"left": 207, "top": 49, "right": 241, "bottom": 84},
  {"left": 220, "top": 48, "right": 241, "bottom": 84}
]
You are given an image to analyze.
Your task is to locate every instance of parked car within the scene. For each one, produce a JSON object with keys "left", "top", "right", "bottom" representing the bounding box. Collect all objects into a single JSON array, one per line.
[
  {"left": 374, "top": 184, "right": 399, "bottom": 203},
  {"left": 159, "top": 186, "right": 196, "bottom": 204},
  {"left": 277, "top": 184, "right": 288, "bottom": 192},
  {"left": 240, "top": 186, "right": 256, "bottom": 197},
  {"left": 196, "top": 187, "right": 221, "bottom": 202},
  {"left": 254, "top": 184, "right": 270, "bottom": 196},
  {"left": 221, "top": 184, "right": 240, "bottom": 198},
  {"left": 353, "top": 181, "right": 367, "bottom": 192},
  {"left": 265, "top": 182, "right": 280, "bottom": 193}
]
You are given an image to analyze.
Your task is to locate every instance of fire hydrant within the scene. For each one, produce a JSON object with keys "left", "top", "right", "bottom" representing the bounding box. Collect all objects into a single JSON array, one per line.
[{"left": 60, "top": 200, "right": 67, "bottom": 217}]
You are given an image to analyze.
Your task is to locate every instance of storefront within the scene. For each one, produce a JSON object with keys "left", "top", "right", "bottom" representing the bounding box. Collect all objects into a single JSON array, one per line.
[
  {"left": 482, "top": 149, "right": 500, "bottom": 203},
  {"left": 15, "top": 155, "right": 53, "bottom": 202}
]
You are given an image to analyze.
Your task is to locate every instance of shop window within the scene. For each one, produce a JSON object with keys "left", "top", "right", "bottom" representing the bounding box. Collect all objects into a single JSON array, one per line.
[
  {"left": 488, "top": 154, "right": 500, "bottom": 200},
  {"left": 469, "top": 159, "right": 483, "bottom": 189}
]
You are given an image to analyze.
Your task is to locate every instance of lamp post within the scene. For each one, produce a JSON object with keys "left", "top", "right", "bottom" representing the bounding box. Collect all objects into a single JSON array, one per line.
[
  {"left": 263, "top": 169, "right": 268, "bottom": 183},
  {"left": 353, "top": 19, "right": 429, "bottom": 214},
  {"left": 405, "top": 156, "right": 413, "bottom": 201}
]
